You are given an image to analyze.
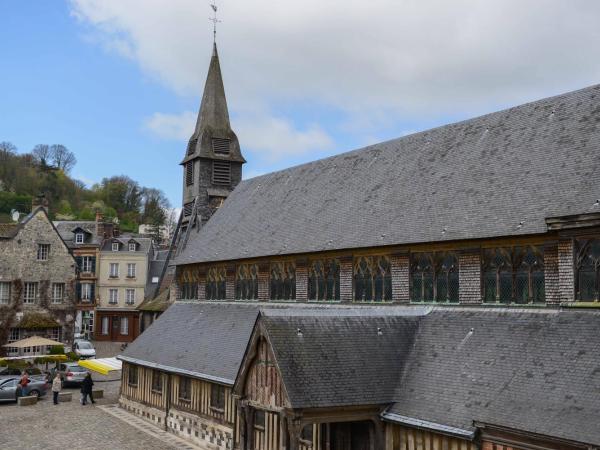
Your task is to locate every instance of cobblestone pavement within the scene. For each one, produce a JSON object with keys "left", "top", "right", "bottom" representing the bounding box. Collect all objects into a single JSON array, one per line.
[{"left": 0, "top": 374, "right": 183, "bottom": 450}]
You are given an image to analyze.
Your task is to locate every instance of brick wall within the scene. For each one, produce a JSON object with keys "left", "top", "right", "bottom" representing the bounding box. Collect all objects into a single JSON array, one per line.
[
  {"left": 339, "top": 257, "right": 353, "bottom": 302},
  {"left": 391, "top": 254, "right": 409, "bottom": 303},
  {"left": 459, "top": 250, "right": 481, "bottom": 304},
  {"left": 558, "top": 239, "right": 574, "bottom": 303},
  {"left": 544, "top": 244, "right": 560, "bottom": 304}
]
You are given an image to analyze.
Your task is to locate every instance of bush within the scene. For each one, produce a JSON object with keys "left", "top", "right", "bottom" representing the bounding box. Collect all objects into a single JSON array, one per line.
[
  {"left": 49, "top": 345, "right": 65, "bottom": 355},
  {"left": 66, "top": 351, "right": 80, "bottom": 361}
]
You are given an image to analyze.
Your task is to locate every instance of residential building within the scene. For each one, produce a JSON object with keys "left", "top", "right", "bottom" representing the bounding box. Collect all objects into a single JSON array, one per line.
[
  {"left": 54, "top": 212, "right": 119, "bottom": 339},
  {"left": 0, "top": 202, "right": 76, "bottom": 353},
  {"left": 118, "top": 42, "right": 600, "bottom": 450},
  {"left": 95, "top": 236, "right": 153, "bottom": 342}
]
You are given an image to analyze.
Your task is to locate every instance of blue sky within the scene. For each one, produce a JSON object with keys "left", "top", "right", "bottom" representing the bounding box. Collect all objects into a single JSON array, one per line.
[{"left": 2, "top": 1, "right": 600, "bottom": 208}]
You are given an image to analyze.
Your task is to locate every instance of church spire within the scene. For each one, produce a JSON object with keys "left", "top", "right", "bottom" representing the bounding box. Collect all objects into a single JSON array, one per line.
[{"left": 194, "top": 42, "right": 231, "bottom": 134}]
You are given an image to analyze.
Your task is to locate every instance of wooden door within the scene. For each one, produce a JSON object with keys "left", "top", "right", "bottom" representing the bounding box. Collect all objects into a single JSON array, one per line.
[{"left": 111, "top": 316, "right": 120, "bottom": 341}]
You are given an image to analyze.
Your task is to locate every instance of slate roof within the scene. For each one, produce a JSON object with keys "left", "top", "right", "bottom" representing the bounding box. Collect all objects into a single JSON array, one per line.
[
  {"left": 387, "top": 309, "right": 600, "bottom": 445},
  {"left": 261, "top": 313, "right": 421, "bottom": 409},
  {"left": 176, "top": 84, "right": 600, "bottom": 265},
  {"left": 144, "top": 250, "right": 169, "bottom": 299},
  {"left": 119, "top": 302, "right": 260, "bottom": 384},
  {"left": 53, "top": 220, "right": 99, "bottom": 248},
  {"left": 100, "top": 236, "right": 153, "bottom": 254}
]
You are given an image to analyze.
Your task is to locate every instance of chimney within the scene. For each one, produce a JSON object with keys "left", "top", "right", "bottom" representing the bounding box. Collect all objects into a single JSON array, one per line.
[
  {"left": 32, "top": 194, "right": 49, "bottom": 213},
  {"left": 95, "top": 211, "right": 104, "bottom": 223}
]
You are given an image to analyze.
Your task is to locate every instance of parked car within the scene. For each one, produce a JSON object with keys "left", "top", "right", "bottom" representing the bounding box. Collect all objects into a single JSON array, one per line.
[
  {"left": 58, "top": 362, "right": 88, "bottom": 386},
  {"left": 0, "top": 377, "right": 49, "bottom": 402},
  {"left": 72, "top": 339, "right": 96, "bottom": 359}
]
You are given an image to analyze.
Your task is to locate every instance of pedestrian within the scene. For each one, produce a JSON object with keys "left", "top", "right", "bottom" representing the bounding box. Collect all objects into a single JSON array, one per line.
[
  {"left": 52, "top": 373, "right": 62, "bottom": 405},
  {"left": 17, "top": 372, "right": 29, "bottom": 398},
  {"left": 80, "top": 372, "right": 95, "bottom": 405}
]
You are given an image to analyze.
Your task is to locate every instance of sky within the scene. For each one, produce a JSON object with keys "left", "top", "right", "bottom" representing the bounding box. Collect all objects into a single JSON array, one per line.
[{"left": 2, "top": 1, "right": 600, "bottom": 208}]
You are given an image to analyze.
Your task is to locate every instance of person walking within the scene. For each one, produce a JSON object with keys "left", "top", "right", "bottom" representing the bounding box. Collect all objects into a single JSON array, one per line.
[
  {"left": 80, "top": 372, "right": 95, "bottom": 405},
  {"left": 51, "top": 373, "right": 62, "bottom": 405}
]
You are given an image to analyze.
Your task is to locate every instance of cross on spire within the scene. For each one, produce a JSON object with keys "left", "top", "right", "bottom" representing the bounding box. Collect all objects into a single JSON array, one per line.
[{"left": 209, "top": 1, "right": 221, "bottom": 43}]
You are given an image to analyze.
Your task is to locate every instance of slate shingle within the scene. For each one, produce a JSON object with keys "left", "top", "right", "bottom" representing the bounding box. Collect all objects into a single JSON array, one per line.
[{"left": 176, "top": 84, "right": 600, "bottom": 265}]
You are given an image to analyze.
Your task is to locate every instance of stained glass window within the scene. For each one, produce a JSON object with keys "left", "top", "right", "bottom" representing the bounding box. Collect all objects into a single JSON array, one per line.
[
  {"left": 206, "top": 267, "right": 226, "bottom": 300},
  {"left": 482, "top": 246, "right": 545, "bottom": 304},
  {"left": 354, "top": 256, "right": 392, "bottom": 302},
  {"left": 410, "top": 252, "right": 459, "bottom": 303},
  {"left": 575, "top": 238, "right": 600, "bottom": 301},
  {"left": 308, "top": 259, "right": 340, "bottom": 301},
  {"left": 235, "top": 264, "right": 259, "bottom": 300},
  {"left": 270, "top": 262, "right": 296, "bottom": 300}
]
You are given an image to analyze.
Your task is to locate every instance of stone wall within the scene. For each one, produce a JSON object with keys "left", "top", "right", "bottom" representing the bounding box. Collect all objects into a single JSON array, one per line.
[{"left": 0, "top": 210, "right": 76, "bottom": 349}]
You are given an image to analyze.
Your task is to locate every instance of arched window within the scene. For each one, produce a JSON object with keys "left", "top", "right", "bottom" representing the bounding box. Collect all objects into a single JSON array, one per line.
[
  {"left": 482, "top": 246, "right": 544, "bottom": 304},
  {"left": 235, "top": 264, "right": 259, "bottom": 300},
  {"left": 205, "top": 266, "right": 226, "bottom": 300},
  {"left": 410, "top": 252, "right": 459, "bottom": 303},
  {"left": 308, "top": 259, "right": 340, "bottom": 301},
  {"left": 575, "top": 238, "right": 600, "bottom": 301},
  {"left": 354, "top": 256, "right": 392, "bottom": 302},
  {"left": 270, "top": 262, "right": 296, "bottom": 300}
]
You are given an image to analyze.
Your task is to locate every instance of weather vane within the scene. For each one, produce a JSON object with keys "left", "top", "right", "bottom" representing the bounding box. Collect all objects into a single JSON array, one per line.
[{"left": 209, "top": 1, "right": 221, "bottom": 43}]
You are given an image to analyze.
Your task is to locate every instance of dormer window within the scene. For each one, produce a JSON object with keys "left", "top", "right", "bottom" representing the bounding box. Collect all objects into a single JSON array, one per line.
[
  {"left": 212, "top": 137, "right": 230, "bottom": 155},
  {"left": 75, "top": 233, "right": 84, "bottom": 244},
  {"left": 112, "top": 242, "right": 119, "bottom": 252},
  {"left": 128, "top": 243, "right": 137, "bottom": 252}
]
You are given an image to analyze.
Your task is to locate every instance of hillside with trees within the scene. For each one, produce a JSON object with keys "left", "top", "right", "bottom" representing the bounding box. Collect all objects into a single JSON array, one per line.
[{"left": 0, "top": 141, "right": 174, "bottom": 240}]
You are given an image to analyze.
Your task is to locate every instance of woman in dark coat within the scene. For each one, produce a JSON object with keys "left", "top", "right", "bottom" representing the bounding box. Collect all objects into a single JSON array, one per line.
[{"left": 80, "top": 372, "right": 95, "bottom": 405}]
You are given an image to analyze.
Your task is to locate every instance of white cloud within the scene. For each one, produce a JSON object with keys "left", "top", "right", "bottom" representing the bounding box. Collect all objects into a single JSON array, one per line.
[
  {"left": 70, "top": 0, "right": 600, "bottom": 116},
  {"left": 144, "top": 111, "right": 196, "bottom": 141},
  {"left": 143, "top": 109, "right": 333, "bottom": 161}
]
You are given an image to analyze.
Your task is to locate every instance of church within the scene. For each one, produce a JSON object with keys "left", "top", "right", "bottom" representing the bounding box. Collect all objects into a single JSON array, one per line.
[{"left": 118, "top": 41, "right": 600, "bottom": 450}]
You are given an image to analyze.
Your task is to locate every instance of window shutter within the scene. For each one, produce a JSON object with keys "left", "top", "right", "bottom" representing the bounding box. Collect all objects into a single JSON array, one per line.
[
  {"left": 90, "top": 284, "right": 95, "bottom": 301},
  {"left": 76, "top": 283, "right": 82, "bottom": 300},
  {"left": 91, "top": 257, "right": 96, "bottom": 274},
  {"left": 212, "top": 161, "right": 231, "bottom": 185},
  {"left": 75, "top": 256, "right": 83, "bottom": 270},
  {"left": 211, "top": 137, "right": 230, "bottom": 155}
]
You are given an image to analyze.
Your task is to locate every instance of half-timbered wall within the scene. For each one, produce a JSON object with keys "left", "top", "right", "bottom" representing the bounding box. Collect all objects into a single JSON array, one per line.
[
  {"left": 171, "top": 375, "right": 236, "bottom": 424},
  {"left": 245, "top": 337, "right": 287, "bottom": 409},
  {"left": 387, "top": 424, "right": 477, "bottom": 450},
  {"left": 119, "top": 363, "right": 168, "bottom": 429}
]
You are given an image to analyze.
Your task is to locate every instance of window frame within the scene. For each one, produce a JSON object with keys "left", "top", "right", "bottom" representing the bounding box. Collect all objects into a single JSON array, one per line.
[
  {"left": 111, "top": 242, "right": 119, "bottom": 252},
  {"left": 51, "top": 283, "right": 65, "bottom": 304},
  {"left": 109, "top": 263, "right": 119, "bottom": 278},
  {"left": 353, "top": 255, "right": 392, "bottom": 302},
  {"left": 128, "top": 365, "right": 138, "bottom": 386},
  {"left": 127, "top": 263, "right": 136, "bottom": 278},
  {"left": 151, "top": 370, "right": 163, "bottom": 393},
  {"left": 205, "top": 266, "right": 227, "bottom": 300},
  {"left": 75, "top": 233, "right": 84, "bottom": 244},
  {"left": 235, "top": 264, "right": 259, "bottom": 301},
  {"left": 128, "top": 243, "right": 137, "bottom": 252},
  {"left": 81, "top": 256, "right": 93, "bottom": 273},
  {"left": 210, "top": 384, "right": 225, "bottom": 411},
  {"left": 270, "top": 262, "right": 296, "bottom": 301},
  {"left": 109, "top": 289, "right": 119, "bottom": 305},
  {"left": 101, "top": 316, "right": 109, "bottom": 335},
  {"left": 575, "top": 238, "right": 600, "bottom": 302},
  {"left": 308, "top": 259, "right": 341, "bottom": 301},
  {"left": 178, "top": 376, "right": 191, "bottom": 402},
  {"left": 23, "top": 282, "right": 38, "bottom": 304},
  {"left": 120, "top": 317, "right": 129, "bottom": 335},
  {"left": 80, "top": 282, "right": 92, "bottom": 301},
  {"left": 37, "top": 243, "right": 50, "bottom": 261},
  {"left": 125, "top": 289, "right": 135, "bottom": 305},
  {"left": 410, "top": 252, "right": 459, "bottom": 304},
  {"left": 0, "top": 282, "right": 10, "bottom": 305}
]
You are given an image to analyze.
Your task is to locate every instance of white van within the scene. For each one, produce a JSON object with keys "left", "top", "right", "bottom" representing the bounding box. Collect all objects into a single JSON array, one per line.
[{"left": 73, "top": 339, "right": 96, "bottom": 359}]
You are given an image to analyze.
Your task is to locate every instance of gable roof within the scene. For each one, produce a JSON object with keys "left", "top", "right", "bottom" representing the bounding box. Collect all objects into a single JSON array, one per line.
[
  {"left": 387, "top": 309, "right": 600, "bottom": 445},
  {"left": 260, "top": 311, "right": 421, "bottom": 409},
  {"left": 120, "top": 302, "right": 260, "bottom": 385},
  {"left": 176, "top": 84, "right": 600, "bottom": 265}
]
